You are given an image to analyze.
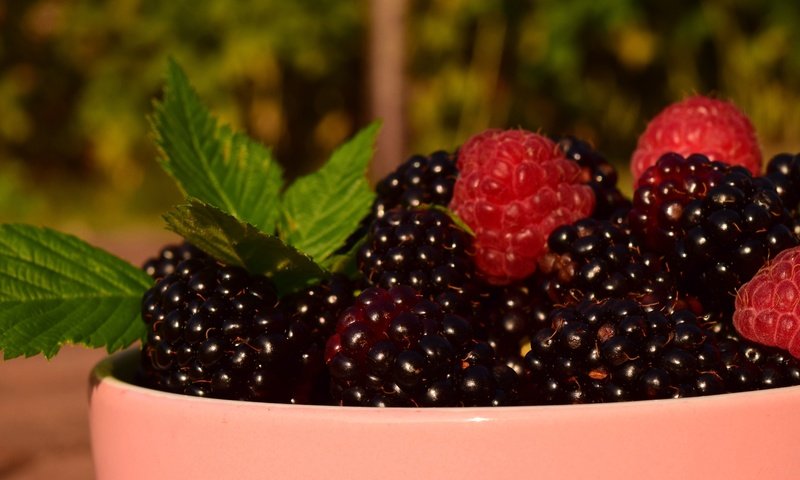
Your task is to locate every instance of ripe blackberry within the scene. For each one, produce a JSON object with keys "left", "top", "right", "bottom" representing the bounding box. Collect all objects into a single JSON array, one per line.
[
  {"left": 765, "top": 153, "right": 800, "bottom": 235},
  {"left": 557, "top": 136, "right": 631, "bottom": 223},
  {"left": 357, "top": 208, "right": 477, "bottom": 307},
  {"left": 325, "top": 286, "right": 519, "bottom": 407},
  {"left": 276, "top": 274, "right": 361, "bottom": 402},
  {"left": 138, "top": 257, "right": 333, "bottom": 404},
  {"left": 538, "top": 218, "right": 676, "bottom": 311},
  {"left": 708, "top": 320, "right": 800, "bottom": 392},
  {"left": 141, "top": 242, "right": 207, "bottom": 280},
  {"left": 522, "top": 298, "right": 725, "bottom": 404},
  {"left": 629, "top": 153, "right": 798, "bottom": 312},
  {"left": 471, "top": 277, "right": 552, "bottom": 376},
  {"left": 339, "top": 151, "right": 458, "bottom": 253},
  {"left": 373, "top": 150, "right": 458, "bottom": 219}
]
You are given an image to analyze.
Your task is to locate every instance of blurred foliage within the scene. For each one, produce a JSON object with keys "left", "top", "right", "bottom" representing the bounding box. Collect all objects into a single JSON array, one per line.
[{"left": 1, "top": 0, "right": 800, "bottom": 227}]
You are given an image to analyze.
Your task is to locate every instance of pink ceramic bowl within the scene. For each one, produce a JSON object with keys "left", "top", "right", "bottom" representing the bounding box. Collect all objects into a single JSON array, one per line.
[{"left": 90, "top": 349, "right": 800, "bottom": 480}]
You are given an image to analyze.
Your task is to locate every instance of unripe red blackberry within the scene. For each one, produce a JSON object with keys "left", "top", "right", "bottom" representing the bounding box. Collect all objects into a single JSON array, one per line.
[
  {"left": 138, "top": 258, "right": 344, "bottom": 404},
  {"left": 142, "top": 242, "right": 207, "bottom": 281},
  {"left": 522, "top": 299, "right": 725, "bottom": 404},
  {"left": 325, "top": 286, "right": 519, "bottom": 407}
]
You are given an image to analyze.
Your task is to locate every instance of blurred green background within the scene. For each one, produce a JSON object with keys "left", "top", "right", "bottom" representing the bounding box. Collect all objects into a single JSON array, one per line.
[{"left": 1, "top": 0, "right": 799, "bottom": 232}]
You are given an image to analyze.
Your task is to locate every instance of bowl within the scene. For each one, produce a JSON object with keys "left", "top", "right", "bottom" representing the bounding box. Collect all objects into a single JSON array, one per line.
[{"left": 89, "top": 349, "right": 800, "bottom": 480}]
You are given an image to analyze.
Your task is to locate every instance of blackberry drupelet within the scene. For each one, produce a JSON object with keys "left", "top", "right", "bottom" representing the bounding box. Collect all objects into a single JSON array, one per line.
[
  {"left": 538, "top": 218, "right": 676, "bottom": 311},
  {"left": 522, "top": 298, "right": 725, "bottom": 404},
  {"left": 357, "top": 208, "right": 477, "bottom": 307},
  {"left": 325, "top": 286, "right": 519, "bottom": 407},
  {"left": 139, "top": 257, "right": 336, "bottom": 404},
  {"left": 708, "top": 320, "right": 800, "bottom": 392},
  {"left": 142, "top": 242, "right": 207, "bottom": 280},
  {"left": 629, "top": 153, "right": 799, "bottom": 313},
  {"left": 558, "top": 136, "right": 631, "bottom": 223}
]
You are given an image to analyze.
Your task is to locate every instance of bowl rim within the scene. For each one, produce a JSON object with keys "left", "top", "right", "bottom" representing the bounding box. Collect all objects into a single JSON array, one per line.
[{"left": 91, "top": 347, "right": 800, "bottom": 419}]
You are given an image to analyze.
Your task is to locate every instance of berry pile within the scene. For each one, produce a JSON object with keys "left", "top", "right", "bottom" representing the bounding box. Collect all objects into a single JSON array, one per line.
[{"left": 137, "top": 95, "right": 800, "bottom": 407}]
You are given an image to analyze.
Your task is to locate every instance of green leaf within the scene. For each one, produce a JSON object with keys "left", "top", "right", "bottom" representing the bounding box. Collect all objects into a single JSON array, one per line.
[
  {"left": 152, "top": 59, "right": 284, "bottom": 232},
  {"left": 163, "top": 200, "right": 326, "bottom": 295},
  {"left": 0, "top": 225, "right": 152, "bottom": 359},
  {"left": 279, "top": 122, "right": 379, "bottom": 264}
]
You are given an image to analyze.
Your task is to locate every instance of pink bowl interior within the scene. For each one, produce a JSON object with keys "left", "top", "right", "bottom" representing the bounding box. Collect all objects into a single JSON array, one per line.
[{"left": 89, "top": 349, "right": 800, "bottom": 480}]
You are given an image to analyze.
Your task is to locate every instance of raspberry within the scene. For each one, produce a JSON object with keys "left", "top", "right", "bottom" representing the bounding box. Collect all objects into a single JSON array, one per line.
[
  {"left": 449, "top": 129, "right": 595, "bottom": 284},
  {"left": 538, "top": 218, "right": 676, "bottom": 311},
  {"left": 733, "top": 246, "right": 800, "bottom": 359},
  {"left": 138, "top": 257, "right": 339, "bottom": 404},
  {"left": 522, "top": 299, "right": 725, "bottom": 404},
  {"left": 630, "top": 95, "right": 762, "bottom": 183},
  {"left": 629, "top": 153, "right": 798, "bottom": 313},
  {"left": 325, "top": 286, "right": 519, "bottom": 407},
  {"left": 142, "top": 242, "right": 207, "bottom": 281},
  {"left": 557, "top": 136, "right": 631, "bottom": 223}
]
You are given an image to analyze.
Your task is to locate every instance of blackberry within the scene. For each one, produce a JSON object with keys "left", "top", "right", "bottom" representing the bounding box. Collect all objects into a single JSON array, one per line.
[
  {"left": 558, "top": 136, "right": 631, "bottom": 224},
  {"left": 138, "top": 257, "right": 334, "bottom": 404},
  {"left": 373, "top": 150, "right": 458, "bottom": 219},
  {"left": 325, "top": 286, "right": 519, "bottom": 407},
  {"left": 357, "top": 208, "right": 477, "bottom": 307},
  {"left": 471, "top": 277, "right": 552, "bottom": 376},
  {"left": 522, "top": 298, "right": 725, "bottom": 404},
  {"left": 629, "top": 153, "right": 728, "bottom": 253},
  {"left": 538, "top": 219, "right": 676, "bottom": 311},
  {"left": 339, "top": 151, "right": 458, "bottom": 253},
  {"left": 708, "top": 320, "right": 800, "bottom": 392},
  {"left": 276, "top": 274, "right": 361, "bottom": 402},
  {"left": 629, "top": 153, "right": 798, "bottom": 313},
  {"left": 141, "top": 242, "right": 207, "bottom": 280},
  {"left": 765, "top": 153, "right": 800, "bottom": 236}
]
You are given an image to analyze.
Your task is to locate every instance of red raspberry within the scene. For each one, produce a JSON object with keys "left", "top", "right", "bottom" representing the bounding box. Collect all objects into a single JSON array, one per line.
[
  {"left": 733, "top": 246, "right": 800, "bottom": 359},
  {"left": 449, "top": 129, "right": 595, "bottom": 285},
  {"left": 631, "top": 95, "right": 762, "bottom": 183}
]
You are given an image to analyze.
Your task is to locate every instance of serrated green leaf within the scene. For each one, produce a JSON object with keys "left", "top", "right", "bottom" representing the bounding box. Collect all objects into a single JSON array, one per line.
[
  {"left": 163, "top": 200, "right": 326, "bottom": 295},
  {"left": 0, "top": 225, "right": 152, "bottom": 359},
  {"left": 152, "top": 59, "right": 284, "bottom": 232},
  {"left": 279, "top": 122, "right": 379, "bottom": 263}
]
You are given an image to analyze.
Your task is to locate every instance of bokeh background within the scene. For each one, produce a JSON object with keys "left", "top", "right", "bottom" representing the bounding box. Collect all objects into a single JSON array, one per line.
[{"left": 2, "top": 0, "right": 800, "bottom": 234}]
